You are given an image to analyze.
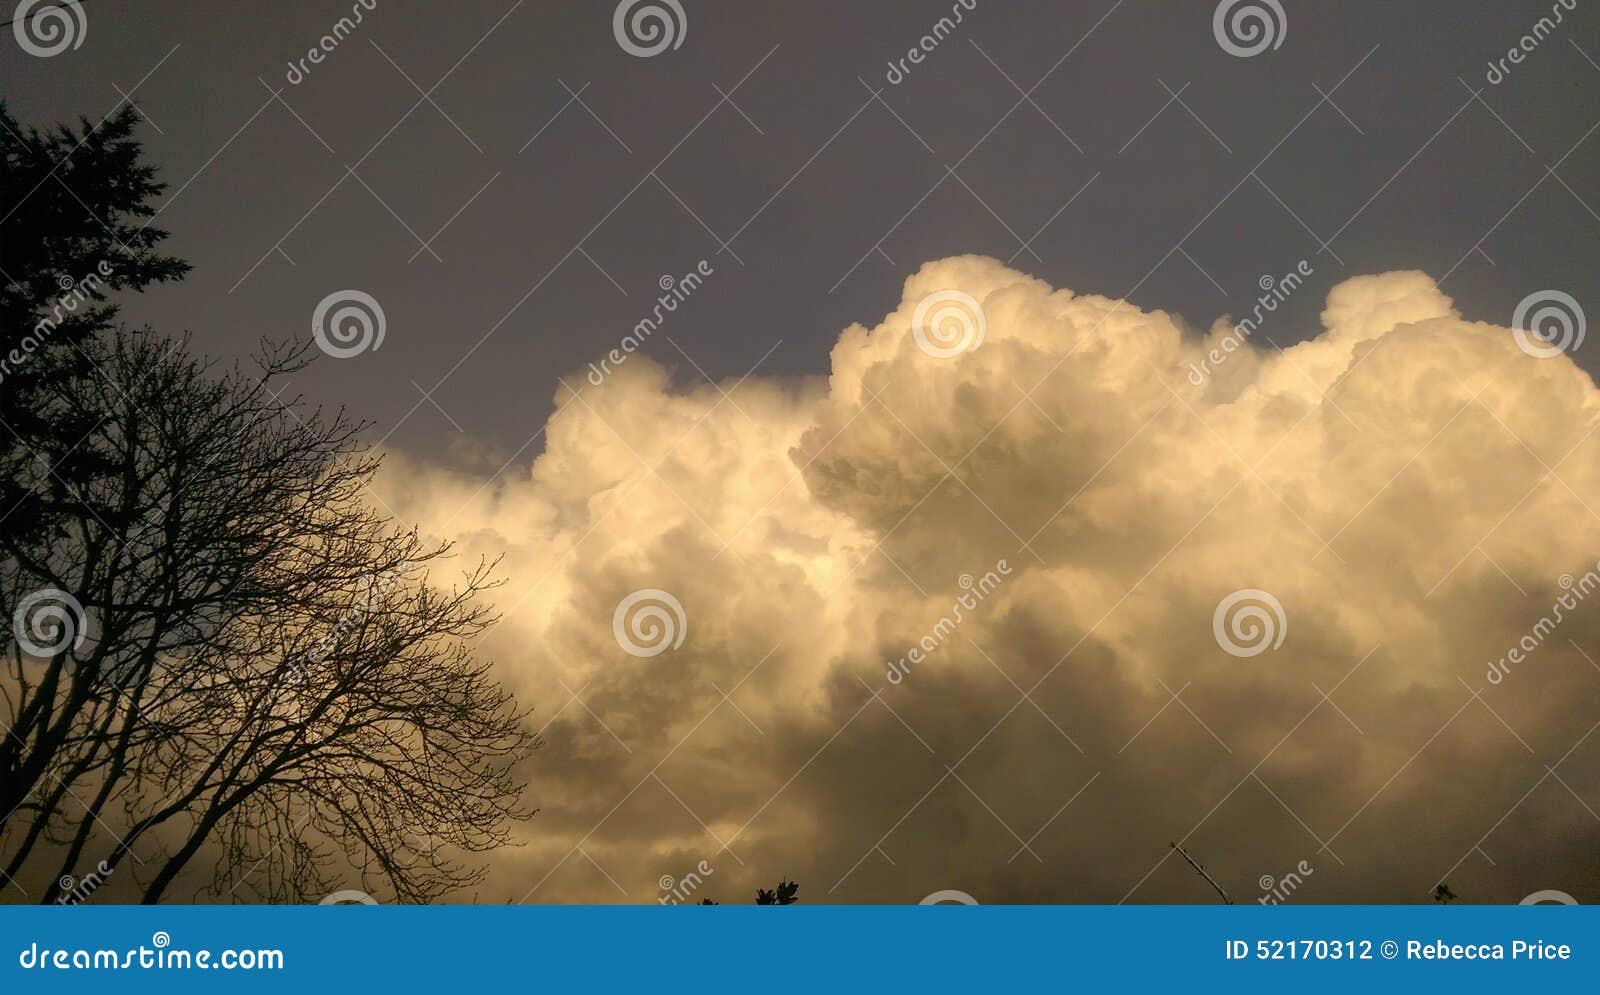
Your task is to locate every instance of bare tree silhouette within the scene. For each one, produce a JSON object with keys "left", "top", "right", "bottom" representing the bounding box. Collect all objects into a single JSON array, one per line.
[{"left": 2, "top": 331, "right": 534, "bottom": 902}]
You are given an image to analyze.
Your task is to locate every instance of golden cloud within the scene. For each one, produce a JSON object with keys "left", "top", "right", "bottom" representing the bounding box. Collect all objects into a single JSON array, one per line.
[{"left": 379, "top": 257, "right": 1600, "bottom": 905}]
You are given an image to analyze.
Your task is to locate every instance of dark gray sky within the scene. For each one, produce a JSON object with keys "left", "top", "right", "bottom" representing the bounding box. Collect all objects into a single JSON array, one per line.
[{"left": 3, "top": 0, "right": 1595, "bottom": 461}]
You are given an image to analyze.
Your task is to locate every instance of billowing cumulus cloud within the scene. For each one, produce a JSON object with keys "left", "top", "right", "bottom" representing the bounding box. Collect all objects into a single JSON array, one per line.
[{"left": 378, "top": 256, "right": 1600, "bottom": 905}]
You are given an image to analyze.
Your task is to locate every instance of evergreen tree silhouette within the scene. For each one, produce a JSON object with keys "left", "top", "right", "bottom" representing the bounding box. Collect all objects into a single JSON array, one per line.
[{"left": 1, "top": 102, "right": 189, "bottom": 545}]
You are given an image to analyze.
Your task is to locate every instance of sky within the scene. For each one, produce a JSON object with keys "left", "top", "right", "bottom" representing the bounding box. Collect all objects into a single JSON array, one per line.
[{"left": 4, "top": 0, "right": 1599, "bottom": 904}]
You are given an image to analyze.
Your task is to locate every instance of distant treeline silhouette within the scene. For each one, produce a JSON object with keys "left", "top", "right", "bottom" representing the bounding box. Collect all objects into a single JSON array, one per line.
[{"left": 697, "top": 880, "right": 800, "bottom": 905}]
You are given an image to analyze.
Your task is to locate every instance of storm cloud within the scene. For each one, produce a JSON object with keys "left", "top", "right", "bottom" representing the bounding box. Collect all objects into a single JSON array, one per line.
[{"left": 379, "top": 256, "right": 1600, "bottom": 905}]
